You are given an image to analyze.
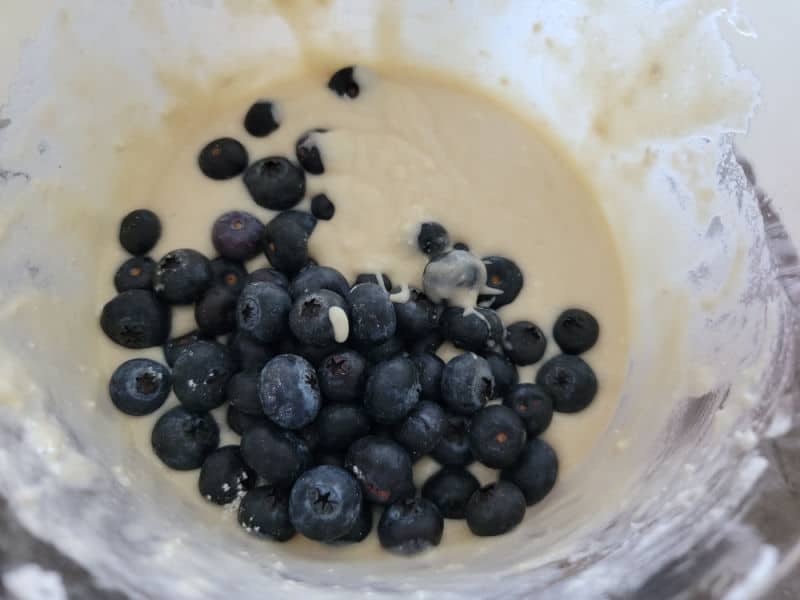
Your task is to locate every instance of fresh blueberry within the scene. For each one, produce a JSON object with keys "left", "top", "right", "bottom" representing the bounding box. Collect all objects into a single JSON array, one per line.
[
  {"left": 394, "top": 289, "right": 442, "bottom": 341},
  {"left": 198, "top": 446, "right": 255, "bottom": 504},
  {"left": 244, "top": 100, "right": 280, "bottom": 138},
  {"left": 465, "top": 481, "right": 526, "bottom": 536},
  {"left": 378, "top": 497, "right": 443, "bottom": 555},
  {"left": 153, "top": 249, "right": 212, "bottom": 305},
  {"left": 355, "top": 273, "right": 392, "bottom": 290},
  {"left": 226, "top": 405, "right": 268, "bottom": 436},
  {"left": 211, "top": 211, "right": 265, "bottom": 262},
  {"left": 503, "top": 321, "right": 547, "bottom": 366},
  {"left": 236, "top": 281, "right": 292, "bottom": 344},
  {"left": 336, "top": 502, "right": 374, "bottom": 543},
  {"left": 359, "top": 335, "right": 405, "bottom": 365},
  {"left": 259, "top": 354, "right": 321, "bottom": 430},
  {"left": 441, "top": 307, "right": 503, "bottom": 353},
  {"left": 289, "top": 290, "right": 349, "bottom": 347},
  {"left": 295, "top": 129, "right": 327, "bottom": 175},
  {"left": 114, "top": 256, "right": 155, "bottom": 292},
  {"left": 318, "top": 350, "right": 367, "bottom": 403},
  {"left": 227, "top": 330, "right": 274, "bottom": 372},
  {"left": 501, "top": 438, "right": 559, "bottom": 506},
  {"left": 315, "top": 451, "right": 346, "bottom": 469},
  {"left": 422, "top": 249, "right": 487, "bottom": 306},
  {"left": 479, "top": 256, "right": 524, "bottom": 309},
  {"left": 108, "top": 358, "right": 171, "bottom": 416},
  {"left": 100, "top": 290, "right": 171, "bottom": 349},
  {"left": 328, "top": 66, "right": 361, "bottom": 98},
  {"left": 119, "top": 209, "right": 161, "bottom": 255},
  {"left": 225, "top": 371, "right": 261, "bottom": 415},
  {"left": 485, "top": 353, "right": 519, "bottom": 399},
  {"left": 364, "top": 356, "right": 421, "bottom": 425},
  {"left": 194, "top": 286, "right": 238, "bottom": 337},
  {"left": 151, "top": 406, "right": 219, "bottom": 470},
  {"left": 430, "top": 415, "right": 474, "bottom": 467},
  {"left": 293, "top": 340, "right": 346, "bottom": 368},
  {"left": 262, "top": 216, "right": 310, "bottom": 275},
  {"left": 440, "top": 353, "right": 494, "bottom": 416},
  {"left": 290, "top": 266, "right": 351, "bottom": 302},
  {"left": 238, "top": 486, "right": 295, "bottom": 542},
  {"left": 266, "top": 209, "right": 318, "bottom": 235},
  {"left": 316, "top": 404, "right": 372, "bottom": 451},
  {"left": 392, "top": 400, "right": 446, "bottom": 460},
  {"left": 163, "top": 330, "right": 205, "bottom": 367},
  {"left": 240, "top": 423, "right": 312, "bottom": 486},
  {"left": 407, "top": 332, "right": 444, "bottom": 356},
  {"left": 246, "top": 267, "right": 290, "bottom": 291},
  {"left": 553, "top": 308, "right": 600, "bottom": 355},
  {"left": 310, "top": 194, "right": 335, "bottom": 220},
  {"left": 421, "top": 467, "right": 480, "bottom": 519},
  {"left": 535, "top": 354, "right": 598, "bottom": 413},
  {"left": 410, "top": 352, "right": 444, "bottom": 403},
  {"left": 289, "top": 465, "right": 363, "bottom": 542},
  {"left": 346, "top": 436, "right": 414, "bottom": 505},
  {"left": 467, "top": 405, "right": 527, "bottom": 469},
  {"left": 503, "top": 383, "right": 554, "bottom": 437},
  {"left": 244, "top": 156, "right": 306, "bottom": 211},
  {"left": 417, "top": 222, "right": 449, "bottom": 256},
  {"left": 172, "top": 340, "right": 236, "bottom": 412},
  {"left": 349, "top": 283, "right": 397, "bottom": 346},
  {"left": 198, "top": 137, "right": 249, "bottom": 180},
  {"left": 209, "top": 258, "right": 246, "bottom": 295}
]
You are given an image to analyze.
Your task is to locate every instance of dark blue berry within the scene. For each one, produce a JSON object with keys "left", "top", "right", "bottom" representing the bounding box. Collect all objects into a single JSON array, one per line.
[
  {"left": 244, "top": 100, "right": 280, "bottom": 137},
  {"left": 378, "top": 497, "right": 443, "bottom": 555},
  {"left": 211, "top": 211, "right": 265, "bottom": 262},
  {"left": 328, "top": 66, "right": 360, "bottom": 98},
  {"left": 227, "top": 331, "right": 273, "bottom": 372},
  {"left": 316, "top": 403, "right": 372, "bottom": 451},
  {"left": 226, "top": 404, "right": 267, "bottom": 436},
  {"left": 259, "top": 354, "right": 321, "bottom": 430},
  {"left": 346, "top": 436, "right": 414, "bottom": 505},
  {"left": 431, "top": 415, "right": 473, "bottom": 467},
  {"left": 108, "top": 358, "right": 171, "bottom": 416},
  {"left": 194, "top": 286, "right": 238, "bottom": 337},
  {"left": 236, "top": 281, "right": 292, "bottom": 344},
  {"left": 440, "top": 353, "right": 494, "bottom": 416},
  {"left": 262, "top": 216, "right": 310, "bottom": 275},
  {"left": 210, "top": 257, "right": 247, "bottom": 294},
  {"left": 441, "top": 307, "right": 502, "bottom": 353},
  {"left": 535, "top": 354, "right": 597, "bottom": 413},
  {"left": 417, "top": 222, "right": 449, "bottom": 255},
  {"left": 296, "top": 129, "right": 327, "bottom": 175},
  {"left": 355, "top": 273, "right": 392, "bottom": 290},
  {"left": 241, "top": 423, "right": 312, "bottom": 486},
  {"left": 318, "top": 350, "right": 367, "bottom": 403},
  {"left": 421, "top": 467, "right": 479, "bottom": 519},
  {"left": 310, "top": 194, "right": 335, "bottom": 220},
  {"left": 289, "top": 465, "right": 363, "bottom": 542},
  {"left": 247, "top": 267, "right": 289, "bottom": 291},
  {"left": 465, "top": 481, "right": 526, "bottom": 536},
  {"left": 163, "top": 330, "right": 205, "bottom": 367},
  {"left": 244, "top": 156, "right": 306, "bottom": 211},
  {"left": 293, "top": 340, "right": 346, "bottom": 368},
  {"left": 153, "top": 249, "right": 212, "bottom": 305},
  {"left": 503, "top": 383, "right": 554, "bottom": 437},
  {"left": 392, "top": 400, "right": 446, "bottom": 460},
  {"left": 553, "top": 308, "right": 600, "bottom": 355},
  {"left": 198, "top": 137, "right": 248, "bottom": 180},
  {"left": 298, "top": 422, "right": 321, "bottom": 453},
  {"left": 266, "top": 210, "right": 317, "bottom": 235},
  {"left": 225, "top": 371, "right": 261, "bottom": 415},
  {"left": 394, "top": 289, "right": 442, "bottom": 341},
  {"left": 411, "top": 352, "right": 444, "bottom": 403},
  {"left": 119, "top": 209, "right": 161, "bottom": 255},
  {"left": 479, "top": 256, "right": 524, "bottom": 309},
  {"left": 238, "top": 486, "right": 295, "bottom": 542},
  {"left": 290, "top": 265, "right": 350, "bottom": 300},
  {"left": 289, "top": 290, "right": 349, "bottom": 348},
  {"left": 359, "top": 335, "right": 405, "bottom": 365},
  {"left": 349, "top": 283, "right": 396, "bottom": 346},
  {"left": 407, "top": 332, "right": 444, "bottom": 356},
  {"left": 503, "top": 321, "right": 547, "bottom": 366},
  {"left": 198, "top": 446, "right": 255, "bottom": 504},
  {"left": 114, "top": 256, "right": 155, "bottom": 292},
  {"left": 151, "top": 406, "right": 219, "bottom": 470},
  {"left": 501, "top": 438, "right": 558, "bottom": 506},
  {"left": 485, "top": 352, "right": 518, "bottom": 399},
  {"left": 336, "top": 502, "right": 374, "bottom": 543},
  {"left": 467, "top": 405, "right": 527, "bottom": 469},
  {"left": 100, "top": 290, "right": 171, "bottom": 349},
  {"left": 172, "top": 340, "right": 236, "bottom": 412},
  {"left": 364, "top": 356, "right": 421, "bottom": 425}
]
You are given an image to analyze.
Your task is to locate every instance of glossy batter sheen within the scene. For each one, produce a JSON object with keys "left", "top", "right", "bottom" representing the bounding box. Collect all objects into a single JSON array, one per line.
[{"left": 95, "top": 68, "right": 629, "bottom": 557}]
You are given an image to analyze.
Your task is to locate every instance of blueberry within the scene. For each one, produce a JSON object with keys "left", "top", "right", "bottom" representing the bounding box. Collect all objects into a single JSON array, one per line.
[
  {"left": 346, "top": 436, "right": 414, "bottom": 505},
  {"left": 151, "top": 406, "right": 219, "bottom": 470},
  {"left": 211, "top": 211, "right": 265, "bottom": 262},
  {"left": 421, "top": 467, "right": 480, "bottom": 519},
  {"left": 467, "top": 405, "right": 527, "bottom": 469},
  {"left": 440, "top": 353, "right": 494, "bottom": 416},
  {"left": 226, "top": 405, "right": 268, "bottom": 436},
  {"left": 431, "top": 415, "right": 474, "bottom": 467},
  {"left": 310, "top": 194, "right": 335, "bottom": 220},
  {"left": 198, "top": 137, "right": 248, "bottom": 180},
  {"left": 485, "top": 352, "right": 518, "bottom": 399},
  {"left": 295, "top": 129, "right": 327, "bottom": 175},
  {"left": 198, "top": 446, "right": 255, "bottom": 504},
  {"left": 441, "top": 307, "right": 502, "bottom": 353},
  {"left": 394, "top": 289, "right": 442, "bottom": 341},
  {"left": 194, "top": 286, "right": 238, "bottom": 337},
  {"left": 298, "top": 422, "right": 321, "bottom": 453},
  {"left": 224, "top": 371, "right": 260, "bottom": 415},
  {"left": 108, "top": 358, "right": 171, "bottom": 416},
  {"left": 290, "top": 266, "right": 351, "bottom": 302},
  {"left": 153, "top": 249, "right": 212, "bottom": 305},
  {"left": 503, "top": 384, "right": 554, "bottom": 437},
  {"left": 392, "top": 400, "right": 446, "bottom": 460},
  {"left": 236, "top": 281, "right": 292, "bottom": 344},
  {"left": 349, "top": 283, "right": 397, "bottom": 346},
  {"left": 100, "top": 290, "right": 171, "bottom": 349},
  {"left": 535, "top": 354, "right": 598, "bottom": 413},
  {"left": 314, "top": 404, "right": 370, "bottom": 452},
  {"left": 238, "top": 486, "right": 295, "bottom": 542},
  {"left": 364, "top": 356, "right": 421, "bottom": 425},
  {"left": 410, "top": 352, "right": 444, "bottom": 403},
  {"left": 407, "top": 332, "right": 444, "bottom": 356},
  {"left": 359, "top": 335, "right": 405, "bottom": 365},
  {"left": 114, "top": 256, "right": 155, "bottom": 292},
  {"left": 293, "top": 340, "right": 346, "bottom": 368},
  {"left": 378, "top": 497, "right": 443, "bottom": 555},
  {"left": 553, "top": 308, "right": 600, "bottom": 355},
  {"left": 266, "top": 209, "right": 318, "bottom": 235},
  {"left": 288, "top": 290, "right": 349, "bottom": 348},
  {"left": 247, "top": 267, "right": 290, "bottom": 291},
  {"left": 163, "top": 330, "right": 205, "bottom": 367},
  {"left": 244, "top": 156, "right": 306, "bottom": 211},
  {"left": 337, "top": 502, "right": 374, "bottom": 543},
  {"left": 355, "top": 273, "right": 392, "bottom": 290},
  {"left": 119, "top": 209, "right": 161, "bottom": 255},
  {"left": 244, "top": 100, "right": 280, "bottom": 138},
  {"left": 289, "top": 465, "right": 362, "bottom": 542},
  {"left": 172, "top": 341, "right": 236, "bottom": 412},
  {"left": 422, "top": 249, "right": 487, "bottom": 306},
  {"left": 501, "top": 438, "right": 558, "bottom": 506},
  {"left": 318, "top": 350, "right": 367, "bottom": 403},
  {"left": 227, "top": 331, "right": 274, "bottom": 372},
  {"left": 209, "top": 257, "right": 247, "bottom": 294},
  {"left": 328, "top": 66, "right": 360, "bottom": 98},
  {"left": 241, "top": 423, "right": 312, "bottom": 486},
  {"left": 263, "top": 217, "right": 310, "bottom": 275},
  {"left": 259, "top": 354, "right": 321, "bottom": 430},
  {"left": 503, "top": 321, "right": 547, "bottom": 366},
  {"left": 315, "top": 451, "right": 346, "bottom": 468},
  {"left": 417, "top": 222, "right": 449, "bottom": 256},
  {"left": 479, "top": 256, "right": 524, "bottom": 309},
  {"left": 465, "top": 481, "right": 526, "bottom": 536}
]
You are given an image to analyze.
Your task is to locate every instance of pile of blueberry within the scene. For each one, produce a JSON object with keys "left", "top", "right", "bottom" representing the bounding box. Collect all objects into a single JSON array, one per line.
[{"left": 100, "top": 66, "right": 601, "bottom": 554}]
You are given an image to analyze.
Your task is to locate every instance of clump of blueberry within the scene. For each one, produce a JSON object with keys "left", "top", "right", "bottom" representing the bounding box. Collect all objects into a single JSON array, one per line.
[{"left": 99, "top": 65, "right": 603, "bottom": 555}]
